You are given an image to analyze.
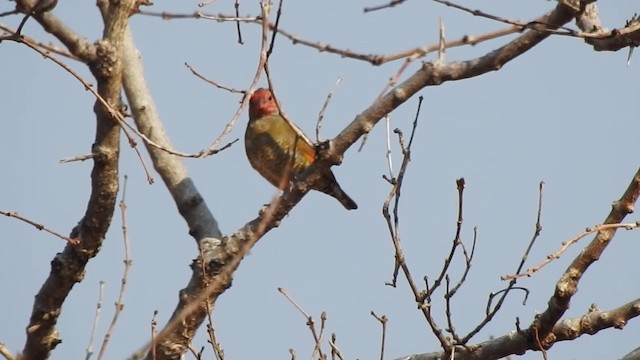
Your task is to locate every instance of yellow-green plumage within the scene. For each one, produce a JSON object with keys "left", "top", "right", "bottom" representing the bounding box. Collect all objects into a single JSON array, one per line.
[{"left": 245, "top": 88, "right": 357, "bottom": 210}]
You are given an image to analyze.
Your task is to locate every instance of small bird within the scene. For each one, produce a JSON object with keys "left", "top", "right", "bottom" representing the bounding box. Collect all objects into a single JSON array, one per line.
[{"left": 245, "top": 88, "right": 357, "bottom": 210}]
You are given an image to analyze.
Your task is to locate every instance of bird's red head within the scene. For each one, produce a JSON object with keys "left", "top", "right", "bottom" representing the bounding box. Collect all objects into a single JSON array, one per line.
[{"left": 249, "top": 88, "right": 279, "bottom": 121}]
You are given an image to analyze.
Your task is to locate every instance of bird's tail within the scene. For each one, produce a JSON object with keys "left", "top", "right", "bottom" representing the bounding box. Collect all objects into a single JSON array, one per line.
[{"left": 317, "top": 172, "right": 358, "bottom": 210}]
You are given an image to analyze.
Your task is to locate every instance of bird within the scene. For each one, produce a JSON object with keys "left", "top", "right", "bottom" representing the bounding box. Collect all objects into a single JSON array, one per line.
[{"left": 245, "top": 88, "right": 358, "bottom": 210}]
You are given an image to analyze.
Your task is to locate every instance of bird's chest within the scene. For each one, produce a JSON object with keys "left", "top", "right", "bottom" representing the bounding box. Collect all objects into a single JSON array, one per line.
[{"left": 245, "top": 124, "right": 309, "bottom": 187}]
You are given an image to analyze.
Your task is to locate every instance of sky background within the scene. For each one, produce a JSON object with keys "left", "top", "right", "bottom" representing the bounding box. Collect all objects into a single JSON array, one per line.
[{"left": 1, "top": 1, "right": 639, "bottom": 359}]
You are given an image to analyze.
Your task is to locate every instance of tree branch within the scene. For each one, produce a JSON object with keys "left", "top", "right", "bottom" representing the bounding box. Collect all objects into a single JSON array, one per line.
[
  {"left": 20, "top": 0, "right": 134, "bottom": 358},
  {"left": 530, "top": 166, "right": 640, "bottom": 347},
  {"left": 394, "top": 298, "right": 640, "bottom": 360},
  {"left": 128, "top": 1, "right": 580, "bottom": 359}
]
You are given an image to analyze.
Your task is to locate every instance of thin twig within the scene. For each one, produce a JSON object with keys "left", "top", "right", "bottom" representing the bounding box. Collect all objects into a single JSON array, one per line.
[
  {"left": 514, "top": 181, "right": 545, "bottom": 275},
  {"left": 433, "top": 0, "right": 619, "bottom": 40},
  {"left": 96, "top": 175, "right": 133, "bottom": 360},
  {"left": 266, "top": 0, "right": 283, "bottom": 59},
  {"left": 198, "top": 0, "right": 216, "bottom": 7},
  {"left": 370, "top": 311, "right": 388, "bottom": 360},
  {"left": 382, "top": 97, "right": 449, "bottom": 348},
  {"left": 185, "top": 62, "right": 245, "bottom": 94},
  {"left": 383, "top": 115, "right": 393, "bottom": 180},
  {"left": 202, "top": 0, "right": 271, "bottom": 157},
  {"left": 447, "top": 225, "right": 476, "bottom": 297},
  {"left": 0, "top": 23, "right": 79, "bottom": 60},
  {"left": 234, "top": 0, "right": 243, "bottom": 44},
  {"left": 85, "top": 281, "right": 105, "bottom": 360},
  {"left": 427, "top": 178, "right": 466, "bottom": 298},
  {"left": 363, "top": 0, "right": 406, "bottom": 13},
  {"left": 328, "top": 334, "right": 345, "bottom": 360},
  {"left": 138, "top": 9, "right": 523, "bottom": 65},
  {"left": 277, "top": 288, "right": 325, "bottom": 359},
  {"left": 365, "top": 54, "right": 418, "bottom": 152},
  {"left": 438, "top": 17, "right": 445, "bottom": 62},
  {"left": 3, "top": 35, "right": 158, "bottom": 181},
  {"left": 503, "top": 222, "right": 640, "bottom": 281},
  {"left": 187, "top": 345, "right": 204, "bottom": 360},
  {"left": 0, "top": 210, "right": 78, "bottom": 244},
  {"left": 59, "top": 153, "right": 96, "bottom": 163},
  {"left": 461, "top": 182, "right": 545, "bottom": 343},
  {"left": 200, "top": 243, "right": 225, "bottom": 360},
  {"left": 315, "top": 77, "right": 342, "bottom": 142},
  {"left": 444, "top": 275, "right": 458, "bottom": 342},
  {"left": 3, "top": 27, "right": 233, "bottom": 164},
  {"left": 375, "top": 54, "right": 419, "bottom": 102},
  {"left": 278, "top": 287, "right": 310, "bottom": 319}
]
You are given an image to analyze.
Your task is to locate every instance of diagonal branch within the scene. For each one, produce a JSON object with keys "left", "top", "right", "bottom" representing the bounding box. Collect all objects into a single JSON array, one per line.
[
  {"left": 127, "top": 2, "right": 581, "bottom": 359},
  {"left": 530, "top": 166, "right": 640, "bottom": 346}
]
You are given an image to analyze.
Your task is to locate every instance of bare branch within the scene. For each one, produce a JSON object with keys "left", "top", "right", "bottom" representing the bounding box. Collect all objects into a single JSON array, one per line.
[
  {"left": 531, "top": 165, "right": 640, "bottom": 343},
  {"left": 85, "top": 281, "right": 105, "bottom": 360},
  {"left": 185, "top": 62, "right": 245, "bottom": 94},
  {"left": 234, "top": 0, "right": 243, "bottom": 44},
  {"left": 96, "top": 175, "right": 133, "bottom": 360},
  {"left": 371, "top": 311, "right": 388, "bottom": 360},
  {"left": 201, "top": 1, "right": 272, "bottom": 157},
  {"left": 316, "top": 77, "right": 342, "bottom": 142},
  {"left": 0, "top": 23, "right": 79, "bottom": 60},
  {"left": 20, "top": 0, "right": 135, "bottom": 357},
  {"left": 0, "top": 343, "right": 15, "bottom": 360},
  {"left": 503, "top": 222, "right": 640, "bottom": 281},
  {"left": 435, "top": 0, "right": 640, "bottom": 52},
  {"left": 363, "top": 0, "right": 406, "bottom": 13},
  {"left": 278, "top": 288, "right": 326, "bottom": 360},
  {"left": 59, "top": 153, "right": 97, "bottom": 163},
  {"left": 397, "top": 166, "right": 640, "bottom": 359},
  {"left": 329, "top": 334, "right": 346, "bottom": 360},
  {"left": 459, "top": 182, "right": 543, "bottom": 343},
  {"left": 0, "top": 210, "right": 79, "bottom": 244},
  {"left": 554, "top": 300, "right": 640, "bottom": 341},
  {"left": 138, "top": 9, "right": 522, "bottom": 65}
]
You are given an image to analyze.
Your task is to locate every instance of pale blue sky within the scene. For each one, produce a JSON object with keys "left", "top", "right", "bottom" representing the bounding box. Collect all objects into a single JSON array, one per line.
[{"left": 1, "top": 1, "right": 639, "bottom": 359}]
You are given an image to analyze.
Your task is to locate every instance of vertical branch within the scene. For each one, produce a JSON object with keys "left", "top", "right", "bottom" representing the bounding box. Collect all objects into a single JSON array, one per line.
[
  {"left": 315, "top": 77, "right": 342, "bottom": 142},
  {"left": 85, "top": 281, "right": 105, "bottom": 360},
  {"left": 234, "top": 0, "right": 243, "bottom": 44},
  {"left": 370, "top": 311, "right": 388, "bottom": 360},
  {"left": 382, "top": 97, "right": 450, "bottom": 348},
  {"left": 384, "top": 115, "right": 394, "bottom": 179},
  {"left": 21, "top": 0, "right": 133, "bottom": 358}
]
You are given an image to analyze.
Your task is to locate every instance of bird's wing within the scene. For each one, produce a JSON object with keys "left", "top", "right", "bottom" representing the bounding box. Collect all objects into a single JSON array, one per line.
[{"left": 254, "top": 114, "right": 316, "bottom": 165}]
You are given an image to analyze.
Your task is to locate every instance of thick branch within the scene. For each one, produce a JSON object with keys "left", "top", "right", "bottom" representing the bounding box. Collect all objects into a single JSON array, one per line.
[
  {"left": 121, "top": 23, "right": 223, "bottom": 360},
  {"left": 395, "top": 299, "right": 640, "bottom": 360},
  {"left": 575, "top": 3, "right": 640, "bottom": 52},
  {"left": 20, "top": 0, "right": 135, "bottom": 359},
  {"left": 531, "top": 166, "right": 640, "bottom": 345},
  {"left": 121, "top": 30, "right": 221, "bottom": 243},
  {"left": 553, "top": 299, "right": 640, "bottom": 341}
]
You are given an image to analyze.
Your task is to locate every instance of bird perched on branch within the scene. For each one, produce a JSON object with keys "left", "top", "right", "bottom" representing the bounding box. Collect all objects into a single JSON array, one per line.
[{"left": 245, "top": 88, "right": 357, "bottom": 210}]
